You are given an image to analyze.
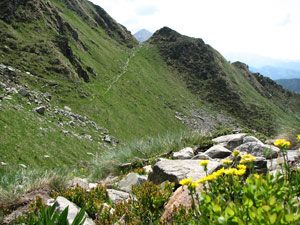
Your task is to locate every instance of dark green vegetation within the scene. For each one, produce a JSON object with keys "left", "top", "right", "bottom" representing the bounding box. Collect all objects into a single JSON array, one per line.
[
  {"left": 0, "top": 0, "right": 300, "bottom": 183},
  {"left": 276, "top": 78, "right": 300, "bottom": 93}
]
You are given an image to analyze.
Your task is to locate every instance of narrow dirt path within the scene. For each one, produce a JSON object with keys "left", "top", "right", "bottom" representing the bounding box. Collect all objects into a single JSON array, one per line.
[{"left": 103, "top": 45, "right": 139, "bottom": 96}]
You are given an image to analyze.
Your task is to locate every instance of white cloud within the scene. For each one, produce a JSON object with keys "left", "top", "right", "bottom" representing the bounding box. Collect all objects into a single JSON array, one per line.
[{"left": 91, "top": 0, "right": 300, "bottom": 61}]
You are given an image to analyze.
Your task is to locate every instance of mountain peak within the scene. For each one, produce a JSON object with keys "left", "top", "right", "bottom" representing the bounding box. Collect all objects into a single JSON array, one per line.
[{"left": 134, "top": 29, "right": 152, "bottom": 42}]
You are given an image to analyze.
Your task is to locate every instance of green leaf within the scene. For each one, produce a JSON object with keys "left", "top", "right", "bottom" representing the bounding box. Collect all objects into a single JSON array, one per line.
[
  {"left": 212, "top": 204, "right": 221, "bottom": 213},
  {"left": 270, "top": 214, "right": 277, "bottom": 224},
  {"left": 225, "top": 207, "right": 235, "bottom": 217},
  {"left": 72, "top": 206, "right": 86, "bottom": 225},
  {"left": 261, "top": 205, "right": 270, "bottom": 212},
  {"left": 57, "top": 206, "right": 69, "bottom": 225},
  {"left": 205, "top": 195, "right": 211, "bottom": 203},
  {"left": 285, "top": 214, "right": 294, "bottom": 222}
]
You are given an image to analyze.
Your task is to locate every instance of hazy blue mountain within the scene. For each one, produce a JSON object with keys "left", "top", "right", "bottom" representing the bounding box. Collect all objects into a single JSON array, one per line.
[
  {"left": 250, "top": 66, "right": 300, "bottom": 80},
  {"left": 225, "top": 52, "right": 300, "bottom": 79},
  {"left": 276, "top": 78, "right": 300, "bottom": 93},
  {"left": 134, "top": 29, "right": 153, "bottom": 42}
]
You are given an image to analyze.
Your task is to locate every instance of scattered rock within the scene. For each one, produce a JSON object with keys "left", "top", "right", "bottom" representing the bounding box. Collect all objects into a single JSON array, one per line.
[
  {"left": 143, "top": 165, "right": 153, "bottom": 173},
  {"left": 204, "top": 145, "right": 232, "bottom": 159},
  {"left": 44, "top": 92, "right": 52, "bottom": 101},
  {"left": 19, "top": 164, "right": 27, "bottom": 169},
  {"left": 69, "top": 178, "right": 89, "bottom": 190},
  {"left": 88, "top": 183, "right": 98, "bottom": 191},
  {"left": 118, "top": 173, "right": 148, "bottom": 193},
  {"left": 44, "top": 155, "right": 50, "bottom": 158},
  {"left": 148, "top": 159, "right": 222, "bottom": 185},
  {"left": 64, "top": 106, "right": 72, "bottom": 111},
  {"left": 13, "top": 105, "right": 24, "bottom": 110},
  {"left": 33, "top": 106, "right": 46, "bottom": 115},
  {"left": 107, "top": 189, "right": 130, "bottom": 204},
  {"left": 18, "top": 89, "right": 30, "bottom": 97},
  {"left": 54, "top": 196, "right": 94, "bottom": 225},
  {"left": 1, "top": 162, "right": 8, "bottom": 166},
  {"left": 212, "top": 133, "right": 246, "bottom": 150},
  {"left": 172, "top": 147, "right": 194, "bottom": 159}
]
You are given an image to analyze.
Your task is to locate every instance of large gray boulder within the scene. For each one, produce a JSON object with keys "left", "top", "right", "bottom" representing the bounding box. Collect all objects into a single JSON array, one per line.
[
  {"left": 118, "top": 173, "right": 147, "bottom": 193},
  {"left": 243, "top": 136, "right": 262, "bottom": 144},
  {"left": 107, "top": 189, "right": 130, "bottom": 204},
  {"left": 148, "top": 159, "right": 222, "bottom": 185},
  {"left": 173, "top": 147, "right": 194, "bottom": 159},
  {"left": 212, "top": 133, "right": 246, "bottom": 150},
  {"left": 53, "top": 196, "right": 94, "bottom": 225},
  {"left": 69, "top": 178, "right": 89, "bottom": 189},
  {"left": 204, "top": 145, "right": 232, "bottom": 159},
  {"left": 235, "top": 142, "right": 280, "bottom": 159}
]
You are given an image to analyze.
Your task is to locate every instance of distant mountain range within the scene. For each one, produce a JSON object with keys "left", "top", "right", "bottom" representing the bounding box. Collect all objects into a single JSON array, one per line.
[
  {"left": 225, "top": 52, "right": 300, "bottom": 80},
  {"left": 250, "top": 66, "right": 300, "bottom": 80},
  {"left": 275, "top": 79, "right": 300, "bottom": 93},
  {"left": 134, "top": 29, "right": 153, "bottom": 42}
]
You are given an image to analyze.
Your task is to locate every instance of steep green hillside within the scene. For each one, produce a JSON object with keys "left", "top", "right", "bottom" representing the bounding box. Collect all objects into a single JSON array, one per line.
[
  {"left": 149, "top": 27, "right": 300, "bottom": 135},
  {"left": 0, "top": 0, "right": 300, "bottom": 171}
]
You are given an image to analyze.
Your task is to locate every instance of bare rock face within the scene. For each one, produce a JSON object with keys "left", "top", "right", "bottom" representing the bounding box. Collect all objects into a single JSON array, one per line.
[
  {"left": 212, "top": 133, "right": 247, "bottom": 150},
  {"left": 148, "top": 159, "right": 222, "bottom": 185}
]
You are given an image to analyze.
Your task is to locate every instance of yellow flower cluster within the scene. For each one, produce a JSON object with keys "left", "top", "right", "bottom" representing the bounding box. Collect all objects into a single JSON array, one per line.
[
  {"left": 222, "top": 159, "right": 233, "bottom": 165},
  {"left": 274, "top": 139, "right": 290, "bottom": 149},
  {"left": 179, "top": 177, "right": 199, "bottom": 188},
  {"left": 233, "top": 150, "right": 240, "bottom": 157},
  {"left": 199, "top": 160, "right": 210, "bottom": 166},
  {"left": 240, "top": 154, "right": 256, "bottom": 164},
  {"left": 297, "top": 135, "right": 300, "bottom": 143}
]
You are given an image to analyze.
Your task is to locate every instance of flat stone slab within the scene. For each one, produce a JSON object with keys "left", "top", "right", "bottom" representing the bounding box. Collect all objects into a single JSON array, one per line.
[{"left": 148, "top": 159, "right": 222, "bottom": 185}]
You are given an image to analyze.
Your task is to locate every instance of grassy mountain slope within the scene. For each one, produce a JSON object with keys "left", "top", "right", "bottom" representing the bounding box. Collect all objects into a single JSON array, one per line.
[{"left": 0, "top": 0, "right": 300, "bottom": 171}]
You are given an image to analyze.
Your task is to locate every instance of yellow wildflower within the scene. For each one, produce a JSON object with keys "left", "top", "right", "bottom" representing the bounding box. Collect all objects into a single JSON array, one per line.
[
  {"left": 197, "top": 178, "right": 206, "bottom": 184},
  {"left": 297, "top": 135, "right": 300, "bottom": 143},
  {"left": 190, "top": 181, "right": 199, "bottom": 188},
  {"left": 213, "top": 167, "right": 225, "bottom": 177},
  {"left": 233, "top": 150, "right": 240, "bottom": 157},
  {"left": 253, "top": 174, "right": 260, "bottom": 179},
  {"left": 222, "top": 159, "right": 233, "bottom": 165},
  {"left": 237, "top": 164, "right": 246, "bottom": 170},
  {"left": 235, "top": 169, "right": 246, "bottom": 176},
  {"left": 274, "top": 139, "right": 290, "bottom": 149},
  {"left": 240, "top": 154, "right": 256, "bottom": 163},
  {"left": 224, "top": 168, "right": 237, "bottom": 175},
  {"left": 179, "top": 177, "right": 192, "bottom": 186},
  {"left": 199, "top": 160, "right": 210, "bottom": 166}
]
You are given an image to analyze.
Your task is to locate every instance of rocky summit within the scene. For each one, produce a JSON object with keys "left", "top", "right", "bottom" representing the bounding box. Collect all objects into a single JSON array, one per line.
[{"left": 0, "top": 0, "right": 300, "bottom": 224}]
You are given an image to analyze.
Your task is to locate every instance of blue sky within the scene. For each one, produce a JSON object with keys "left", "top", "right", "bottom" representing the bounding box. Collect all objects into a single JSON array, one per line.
[{"left": 91, "top": 0, "right": 300, "bottom": 62}]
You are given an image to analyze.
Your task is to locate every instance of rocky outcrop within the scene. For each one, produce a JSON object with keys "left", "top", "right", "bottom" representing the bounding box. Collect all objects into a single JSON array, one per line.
[
  {"left": 235, "top": 142, "right": 280, "bottom": 159},
  {"left": 148, "top": 159, "right": 222, "bottom": 186},
  {"left": 212, "top": 133, "right": 246, "bottom": 150},
  {"left": 204, "top": 145, "right": 232, "bottom": 159},
  {"left": 118, "top": 173, "right": 148, "bottom": 193},
  {"left": 107, "top": 189, "right": 130, "bottom": 204}
]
